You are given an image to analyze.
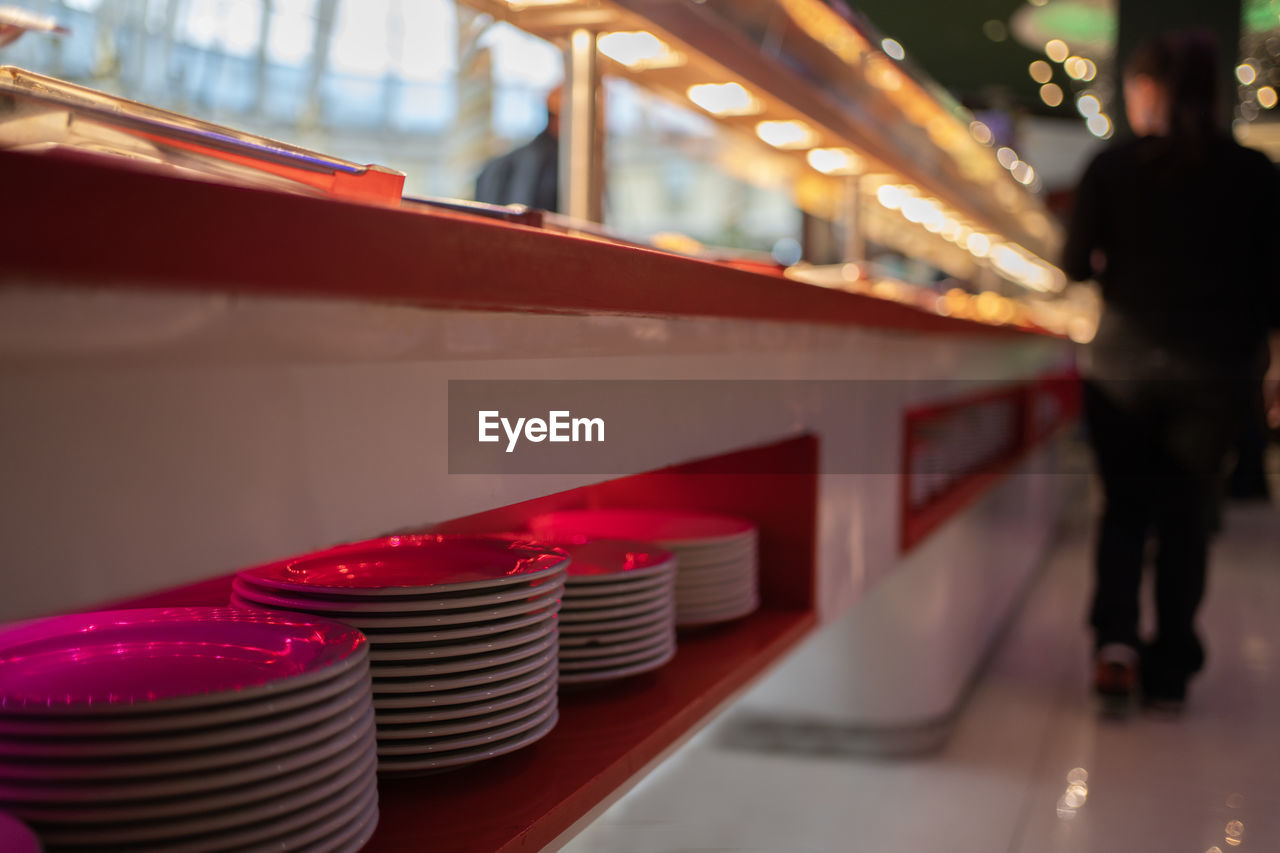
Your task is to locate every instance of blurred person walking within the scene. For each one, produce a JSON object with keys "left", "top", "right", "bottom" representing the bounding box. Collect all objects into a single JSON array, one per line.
[
  {"left": 474, "top": 87, "right": 561, "bottom": 211},
  {"left": 1063, "top": 31, "right": 1280, "bottom": 711}
]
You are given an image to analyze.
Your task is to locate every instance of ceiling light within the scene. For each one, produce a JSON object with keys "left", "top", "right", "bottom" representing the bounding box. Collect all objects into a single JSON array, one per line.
[
  {"left": 598, "top": 31, "right": 684, "bottom": 69},
  {"left": 755, "top": 120, "right": 819, "bottom": 149},
  {"left": 686, "top": 82, "right": 761, "bottom": 116},
  {"left": 807, "top": 147, "right": 864, "bottom": 175}
]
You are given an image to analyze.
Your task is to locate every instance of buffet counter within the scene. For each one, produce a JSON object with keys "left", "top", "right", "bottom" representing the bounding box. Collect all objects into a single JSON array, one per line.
[{"left": 1, "top": 148, "right": 1076, "bottom": 850}]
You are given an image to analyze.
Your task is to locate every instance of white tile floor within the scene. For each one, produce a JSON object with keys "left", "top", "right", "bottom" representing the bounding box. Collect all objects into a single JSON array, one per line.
[{"left": 562, "top": 496, "right": 1280, "bottom": 853}]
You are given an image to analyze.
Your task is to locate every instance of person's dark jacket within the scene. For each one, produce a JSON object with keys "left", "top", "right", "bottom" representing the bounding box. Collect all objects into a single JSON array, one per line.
[
  {"left": 474, "top": 129, "right": 558, "bottom": 211},
  {"left": 1064, "top": 134, "right": 1280, "bottom": 372}
]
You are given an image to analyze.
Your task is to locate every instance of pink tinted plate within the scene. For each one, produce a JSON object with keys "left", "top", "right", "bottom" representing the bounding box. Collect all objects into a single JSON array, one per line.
[
  {"left": 530, "top": 510, "right": 755, "bottom": 548},
  {"left": 243, "top": 536, "right": 568, "bottom": 596},
  {"left": 0, "top": 607, "right": 365, "bottom": 716},
  {"left": 506, "top": 536, "right": 677, "bottom": 584},
  {"left": 0, "top": 812, "right": 40, "bottom": 853}
]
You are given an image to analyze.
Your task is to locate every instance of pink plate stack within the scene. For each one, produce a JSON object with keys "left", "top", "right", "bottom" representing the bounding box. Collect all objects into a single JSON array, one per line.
[
  {"left": 232, "top": 535, "right": 568, "bottom": 774},
  {"left": 530, "top": 509, "right": 760, "bottom": 627},
  {"left": 0, "top": 607, "right": 378, "bottom": 852}
]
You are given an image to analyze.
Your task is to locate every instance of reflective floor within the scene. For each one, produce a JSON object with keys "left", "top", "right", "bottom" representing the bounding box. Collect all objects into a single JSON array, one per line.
[{"left": 562, "top": 494, "right": 1280, "bottom": 853}]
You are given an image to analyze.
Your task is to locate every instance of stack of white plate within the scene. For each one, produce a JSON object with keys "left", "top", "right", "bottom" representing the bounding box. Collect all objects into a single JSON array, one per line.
[
  {"left": 232, "top": 535, "right": 568, "bottom": 774},
  {"left": 531, "top": 509, "right": 759, "bottom": 627},
  {"left": 0, "top": 607, "right": 378, "bottom": 852},
  {"left": 526, "top": 538, "right": 677, "bottom": 685}
]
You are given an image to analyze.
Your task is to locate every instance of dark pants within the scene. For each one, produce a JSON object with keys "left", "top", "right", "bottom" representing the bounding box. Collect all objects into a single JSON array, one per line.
[{"left": 1083, "top": 377, "right": 1247, "bottom": 686}]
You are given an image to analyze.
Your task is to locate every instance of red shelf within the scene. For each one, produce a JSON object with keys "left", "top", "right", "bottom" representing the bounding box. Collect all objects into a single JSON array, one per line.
[{"left": 103, "top": 436, "right": 820, "bottom": 852}]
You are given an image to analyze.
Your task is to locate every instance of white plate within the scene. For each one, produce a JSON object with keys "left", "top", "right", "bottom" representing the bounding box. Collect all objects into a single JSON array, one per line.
[
  {"left": 241, "top": 535, "right": 568, "bottom": 597},
  {"left": 231, "top": 584, "right": 561, "bottom": 629},
  {"left": 0, "top": 694, "right": 371, "bottom": 781},
  {"left": 296, "top": 792, "right": 378, "bottom": 853},
  {"left": 565, "top": 569, "right": 674, "bottom": 597},
  {"left": 0, "top": 643, "right": 370, "bottom": 737},
  {"left": 672, "top": 540, "right": 758, "bottom": 565},
  {"left": 559, "top": 631, "right": 674, "bottom": 660},
  {"left": 0, "top": 608, "right": 368, "bottom": 718},
  {"left": 558, "top": 617, "right": 676, "bottom": 648},
  {"left": 364, "top": 630, "right": 555, "bottom": 678},
  {"left": 31, "top": 747, "right": 378, "bottom": 846},
  {"left": 132, "top": 767, "right": 376, "bottom": 853},
  {"left": 558, "top": 603, "right": 674, "bottom": 634},
  {"left": 561, "top": 586, "right": 671, "bottom": 611},
  {"left": 374, "top": 677, "right": 555, "bottom": 725},
  {"left": 0, "top": 671, "right": 372, "bottom": 758},
  {"left": 558, "top": 646, "right": 676, "bottom": 684},
  {"left": 367, "top": 619, "right": 553, "bottom": 661},
  {"left": 372, "top": 645, "right": 556, "bottom": 694},
  {"left": 375, "top": 694, "right": 556, "bottom": 755},
  {"left": 371, "top": 660, "right": 556, "bottom": 709},
  {"left": 309, "top": 795, "right": 379, "bottom": 853},
  {"left": 0, "top": 707, "right": 374, "bottom": 805},
  {"left": 360, "top": 606, "right": 558, "bottom": 645},
  {"left": 10, "top": 718, "right": 375, "bottom": 825},
  {"left": 375, "top": 708, "right": 558, "bottom": 773},
  {"left": 233, "top": 574, "right": 564, "bottom": 613},
  {"left": 555, "top": 598, "right": 674, "bottom": 623},
  {"left": 251, "top": 779, "right": 377, "bottom": 853},
  {"left": 558, "top": 638, "right": 674, "bottom": 672},
  {"left": 377, "top": 688, "right": 556, "bottom": 740}
]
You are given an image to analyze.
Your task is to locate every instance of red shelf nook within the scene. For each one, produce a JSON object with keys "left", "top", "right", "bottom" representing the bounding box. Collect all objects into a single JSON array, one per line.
[{"left": 107, "top": 435, "right": 820, "bottom": 853}]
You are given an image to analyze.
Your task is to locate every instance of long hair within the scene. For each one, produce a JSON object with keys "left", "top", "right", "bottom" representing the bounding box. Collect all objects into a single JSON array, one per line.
[{"left": 1125, "top": 31, "right": 1221, "bottom": 143}]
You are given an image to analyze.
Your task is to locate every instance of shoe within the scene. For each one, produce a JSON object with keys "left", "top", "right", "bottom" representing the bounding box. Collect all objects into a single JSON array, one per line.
[
  {"left": 1094, "top": 643, "right": 1139, "bottom": 715},
  {"left": 1141, "top": 664, "right": 1188, "bottom": 714}
]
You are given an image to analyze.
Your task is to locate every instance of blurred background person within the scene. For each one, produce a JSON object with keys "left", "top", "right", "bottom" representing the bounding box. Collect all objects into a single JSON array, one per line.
[
  {"left": 1063, "top": 31, "right": 1280, "bottom": 711},
  {"left": 474, "top": 85, "right": 560, "bottom": 211}
]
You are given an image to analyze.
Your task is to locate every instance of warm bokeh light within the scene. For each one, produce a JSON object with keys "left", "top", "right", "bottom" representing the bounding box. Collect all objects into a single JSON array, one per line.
[
  {"left": 1045, "top": 39, "right": 1069, "bottom": 62},
  {"left": 686, "top": 82, "right": 761, "bottom": 116},
  {"left": 996, "top": 146, "right": 1017, "bottom": 168},
  {"left": 1011, "top": 160, "right": 1035, "bottom": 185},
  {"left": 1064, "top": 56, "right": 1088, "bottom": 79},
  {"left": 881, "top": 37, "right": 905, "bottom": 60},
  {"left": 806, "top": 147, "right": 863, "bottom": 175},
  {"left": 966, "top": 232, "right": 991, "bottom": 257},
  {"left": 1040, "top": 83, "right": 1063, "bottom": 107},
  {"left": 1029, "top": 60, "right": 1053, "bottom": 84},
  {"left": 598, "top": 31, "right": 684, "bottom": 69},
  {"left": 756, "top": 120, "right": 819, "bottom": 149},
  {"left": 1259, "top": 86, "right": 1278, "bottom": 109},
  {"left": 1237, "top": 62, "right": 1258, "bottom": 85},
  {"left": 969, "top": 121, "right": 994, "bottom": 144},
  {"left": 876, "top": 183, "right": 905, "bottom": 209}
]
